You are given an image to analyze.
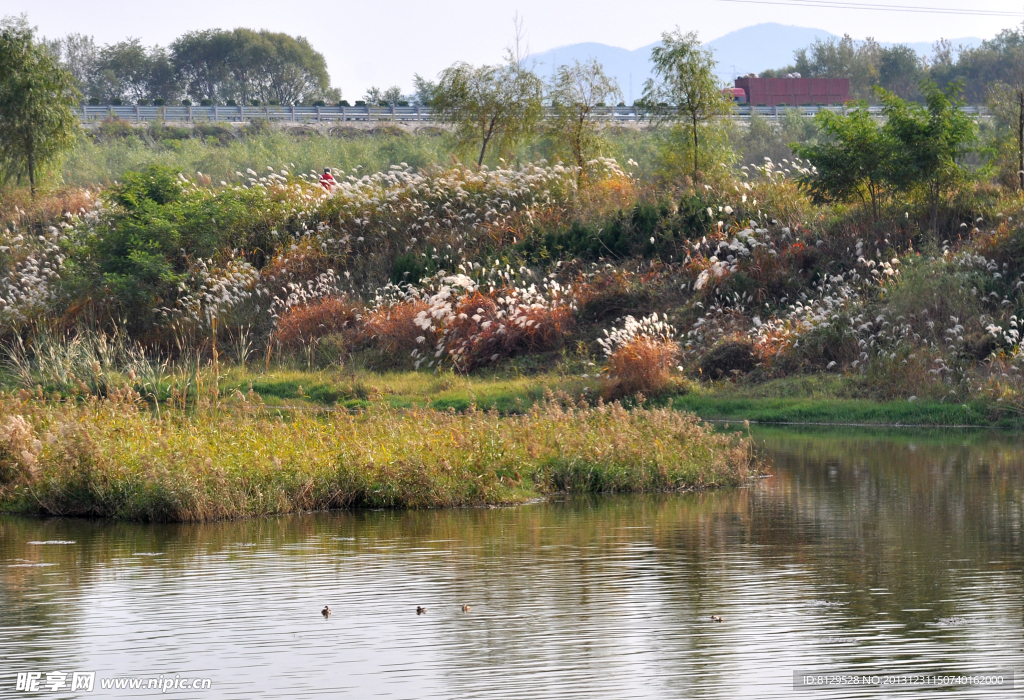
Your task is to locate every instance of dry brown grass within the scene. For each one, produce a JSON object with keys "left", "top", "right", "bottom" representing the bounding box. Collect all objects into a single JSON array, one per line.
[
  {"left": 0, "top": 187, "right": 97, "bottom": 231},
  {"left": 605, "top": 337, "right": 680, "bottom": 398},
  {"left": 360, "top": 300, "right": 434, "bottom": 364},
  {"left": 275, "top": 296, "right": 361, "bottom": 349},
  {"left": 444, "top": 290, "right": 575, "bottom": 371}
]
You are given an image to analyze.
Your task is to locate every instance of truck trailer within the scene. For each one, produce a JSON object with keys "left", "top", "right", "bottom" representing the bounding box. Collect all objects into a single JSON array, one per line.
[{"left": 732, "top": 77, "right": 850, "bottom": 106}]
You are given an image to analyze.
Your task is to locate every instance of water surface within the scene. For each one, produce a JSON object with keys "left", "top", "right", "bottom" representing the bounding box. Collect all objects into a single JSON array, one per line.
[{"left": 2, "top": 427, "right": 1022, "bottom": 698}]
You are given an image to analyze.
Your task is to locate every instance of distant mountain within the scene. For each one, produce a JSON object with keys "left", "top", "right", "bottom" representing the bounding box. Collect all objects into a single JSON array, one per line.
[
  {"left": 704, "top": 23, "right": 838, "bottom": 79},
  {"left": 528, "top": 23, "right": 984, "bottom": 102},
  {"left": 528, "top": 41, "right": 657, "bottom": 104}
]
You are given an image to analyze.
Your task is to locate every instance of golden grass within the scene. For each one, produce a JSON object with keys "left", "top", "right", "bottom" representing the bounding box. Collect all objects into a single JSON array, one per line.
[
  {"left": 605, "top": 337, "right": 680, "bottom": 398},
  {"left": 0, "top": 390, "right": 753, "bottom": 522}
]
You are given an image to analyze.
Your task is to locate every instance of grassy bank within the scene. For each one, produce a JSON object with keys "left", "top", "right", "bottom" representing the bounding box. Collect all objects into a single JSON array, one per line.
[
  {"left": 673, "top": 395, "right": 1003, "bottom": 427},
  {"left": 0, "top": 391, "right": 753, "bottom": 522},
  {"left": 204, "top": 367, "right": 1024, "bottom": 427}
]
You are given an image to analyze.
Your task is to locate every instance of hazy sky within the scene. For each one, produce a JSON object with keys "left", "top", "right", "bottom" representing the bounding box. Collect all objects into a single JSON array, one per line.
[{"left": 7, "top": 0, "right": 1023, "bottom": 95}]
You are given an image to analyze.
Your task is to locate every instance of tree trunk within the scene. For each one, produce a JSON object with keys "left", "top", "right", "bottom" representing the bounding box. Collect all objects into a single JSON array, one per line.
[
  {"left": 1017, "top": 90, "right": 1023, "bottom": 191},
  {"left": 691, "top": 112, "right": 699, "bottom": 183},
  {"left": 478, "top": 115, "right": 497, "bottom": 167},
  {"left": 477, "top": 136, "right": 489, "bottom": 168},
  {"left": 27, "top": 149, "right": 35, "bottom": 199}
]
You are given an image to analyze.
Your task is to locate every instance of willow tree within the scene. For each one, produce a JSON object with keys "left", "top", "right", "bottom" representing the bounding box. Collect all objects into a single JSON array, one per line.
[
  {"left": 641, "top": 29, "right": 730, "bottom": 183},
  {"left": 0, "top": 16, "right": 79, "bottom": 197},
  {"left": 431, "top": 60, "right": 543, "bottom": 167},
  {"left": 547, "top": 58, "right": 621, "bottom": 181}
]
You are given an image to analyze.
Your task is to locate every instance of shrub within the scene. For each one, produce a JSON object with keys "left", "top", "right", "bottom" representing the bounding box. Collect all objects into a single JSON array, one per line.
[
  {"left": 361, "top": 299, "right": 432, "bottom": 368},
  {"left": 440, "top": 289, "right": 575, "bottom": 371},
  {"left": 275, "top": 296, "right": 360, "bottom": 349},
  {"left": 0, "top": 414, "right": 39, "bottom": 495},
  {"left": 599, "top": 313, "right": 679, "bottom": 396},
  {"left": 699, "top": 340, "right": 757, "bottom": 379},
  {"left": 94, "top": 118, "right": 139, "bottom": 142}
]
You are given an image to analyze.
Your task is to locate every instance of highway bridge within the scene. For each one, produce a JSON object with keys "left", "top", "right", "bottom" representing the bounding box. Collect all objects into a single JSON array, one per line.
[{"left": 77, "top": 103, "right": 991, "bottom": 125}]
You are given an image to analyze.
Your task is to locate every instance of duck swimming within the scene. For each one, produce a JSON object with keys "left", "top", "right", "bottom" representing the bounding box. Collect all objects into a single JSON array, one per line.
[
  {"left": 461, "top": 604, "right": 471, "bottom": 613},
  {"left": 710, "top": 615, "right": 723, "bottom": 623},
  {"left": 322, "top": 606, "right": 331, "bottom": 618},
  {"left": 417, "top": 606, "right": 427, "bottom": 615}
]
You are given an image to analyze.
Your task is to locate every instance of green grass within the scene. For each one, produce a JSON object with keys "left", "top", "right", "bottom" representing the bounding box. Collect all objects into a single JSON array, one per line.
[
  {"left": 60, "top": 126, "right": 668, "bottom": 188},
  {"left": 666, "top": 373, "right": 1019, "bottom": 427},
  {"left": 214, "top": 365, "right": 603, "bottom": 414},
  {"left": 672, "top": 394, "right": 1003, "bottom": 427}
]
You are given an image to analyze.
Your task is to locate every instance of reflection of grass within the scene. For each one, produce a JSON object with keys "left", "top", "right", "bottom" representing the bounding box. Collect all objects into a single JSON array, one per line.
[{"left": 0, "top": 393, "right": 752, "bottom": 522}]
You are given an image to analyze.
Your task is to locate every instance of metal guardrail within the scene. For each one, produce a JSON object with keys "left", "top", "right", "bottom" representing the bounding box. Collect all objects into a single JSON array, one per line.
[{"left": 78, "top": 103, "right": 991, "bottom": 125}]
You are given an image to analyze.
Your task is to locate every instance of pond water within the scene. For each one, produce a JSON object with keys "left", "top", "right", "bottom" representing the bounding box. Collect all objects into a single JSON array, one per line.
[{"left": 2, "top": 428, "right": 1022, "bottom": 698}]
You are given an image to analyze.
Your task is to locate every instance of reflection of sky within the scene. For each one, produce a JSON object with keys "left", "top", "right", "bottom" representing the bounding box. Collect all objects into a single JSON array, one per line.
[{"left": 2, "top": 430, "right": 1023, "bottom": 698}]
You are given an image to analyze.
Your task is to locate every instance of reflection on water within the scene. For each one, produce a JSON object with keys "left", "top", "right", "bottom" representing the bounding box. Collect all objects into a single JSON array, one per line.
[{"left": 2, "top": 428, "right": 1023, "bottom": 698}]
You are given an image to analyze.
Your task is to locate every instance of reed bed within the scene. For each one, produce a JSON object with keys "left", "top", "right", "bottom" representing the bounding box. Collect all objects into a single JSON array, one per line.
[{"left": 0, "top": 391, "right": 753, "bottom": 522}]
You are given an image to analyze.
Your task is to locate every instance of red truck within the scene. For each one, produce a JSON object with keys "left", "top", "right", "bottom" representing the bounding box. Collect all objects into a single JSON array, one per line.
[{"left": 732, "top": 77, "right": 849, "bottom": 106}]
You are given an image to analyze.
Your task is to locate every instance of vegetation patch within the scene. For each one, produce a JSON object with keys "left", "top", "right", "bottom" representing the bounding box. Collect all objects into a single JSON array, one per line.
[{"left": 0, "top": 392, "right": 754, "bottom": 522}]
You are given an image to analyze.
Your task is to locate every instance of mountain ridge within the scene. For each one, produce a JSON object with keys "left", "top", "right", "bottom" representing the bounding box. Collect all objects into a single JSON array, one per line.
[{"left": 528, "top": 23, "right": 984, "bottom": 102}]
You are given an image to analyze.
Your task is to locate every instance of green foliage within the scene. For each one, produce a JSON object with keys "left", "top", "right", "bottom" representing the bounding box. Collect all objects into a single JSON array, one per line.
[
  {"left": 641, "top": 29, "right": 731, "bottom": 183},
  {"left": 66, "top": 164, "right": 280, "bottom": 331},
  {"left": 655, "top": 119, "right": 735, "bottom": 184},
  {"left": 431, "top": 59, "right": 544, "bottom": 167},
  {"left": 0, "top": 16, "right": 80, "bottom": 195},
  {"left": 878, "top": 45, "right": 925, "bottom": 101},
  {"left": 881, "top": 82, "right": 978, "bottom": 230},
  {"left": 171, "top": 28, "right": 333, "bottom": 106},
  {"left": 731, "top": 109, "right": 818, "bottom": 167},
  {"left": 91, "top": 39, "right": 176, "bottom": 105},
  {"left": 796, "top": 84, "right": 978, "bottom": 230},
  {"left": 795, "top": 103, "right": 890, "bottom": 220},
  {"left": 793, "top": 34, "right": 882, "bottom": 100},
  {"left": 546, "top": 59, "right": 621, "bottom": 175},
  {"left": 517, "top": 199, "right": 712, "bottom": 263}
]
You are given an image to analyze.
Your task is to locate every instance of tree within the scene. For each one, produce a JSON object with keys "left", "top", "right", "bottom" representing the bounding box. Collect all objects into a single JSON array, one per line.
[
  {"left": 431, "top": 60, "right": 543, "bottom": 167},
  {"left": 170, "top": 29, "right": 233, "bottom": 103},
  {"left": 878, "top": 45, "right": 924, "bottom": 100},
  {"left": 44, "top": 33, "right": 97, "bottom": 95},
  {"left": 794, "top": 103, "right": 891, "bottom": 222},
  {"left": 0, "top": 16, "right": 79, "bottom": 197},
  {"left": 412, "top": 74, "right": 437, "bottom": 106},
  {"left": 935, "top": 26, "right": 1024, "bottom": 103},
  {"left": 989, "top": 51, "right": 1024, "bottom": 190},
  {"left": 546, "top": 58, "right": 621, "bottom": 180},
  {"left": 91, "top": 39, "right": 175, "bottom": 104},
  {"left": 640, "top": 29, "right": 730, "bottom": 184},
  {"left": 793, "top": 35, "right": 882, "bottom": 100},
  {"left": 362, "top": 86, "right": 405, "bottom": 106},
  {"left": 881, "top": 81, "right": 977, "bottom": 232},
  {"left": 171, "top": 29, "right": 332, "bottom": 106},
  {"left": 250, "top": 31, "right": 331, "bottom": 105}
]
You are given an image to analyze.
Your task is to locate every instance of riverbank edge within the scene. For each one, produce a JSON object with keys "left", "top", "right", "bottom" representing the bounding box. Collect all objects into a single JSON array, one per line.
[{"left": 669, "top": 394, "right": 1021, "bottom": 429}]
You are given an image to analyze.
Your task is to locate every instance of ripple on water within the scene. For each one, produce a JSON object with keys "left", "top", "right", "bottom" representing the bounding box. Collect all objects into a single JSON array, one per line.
[{"left": 2, "top": 429, "right": 1023, "bottom": 699}]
